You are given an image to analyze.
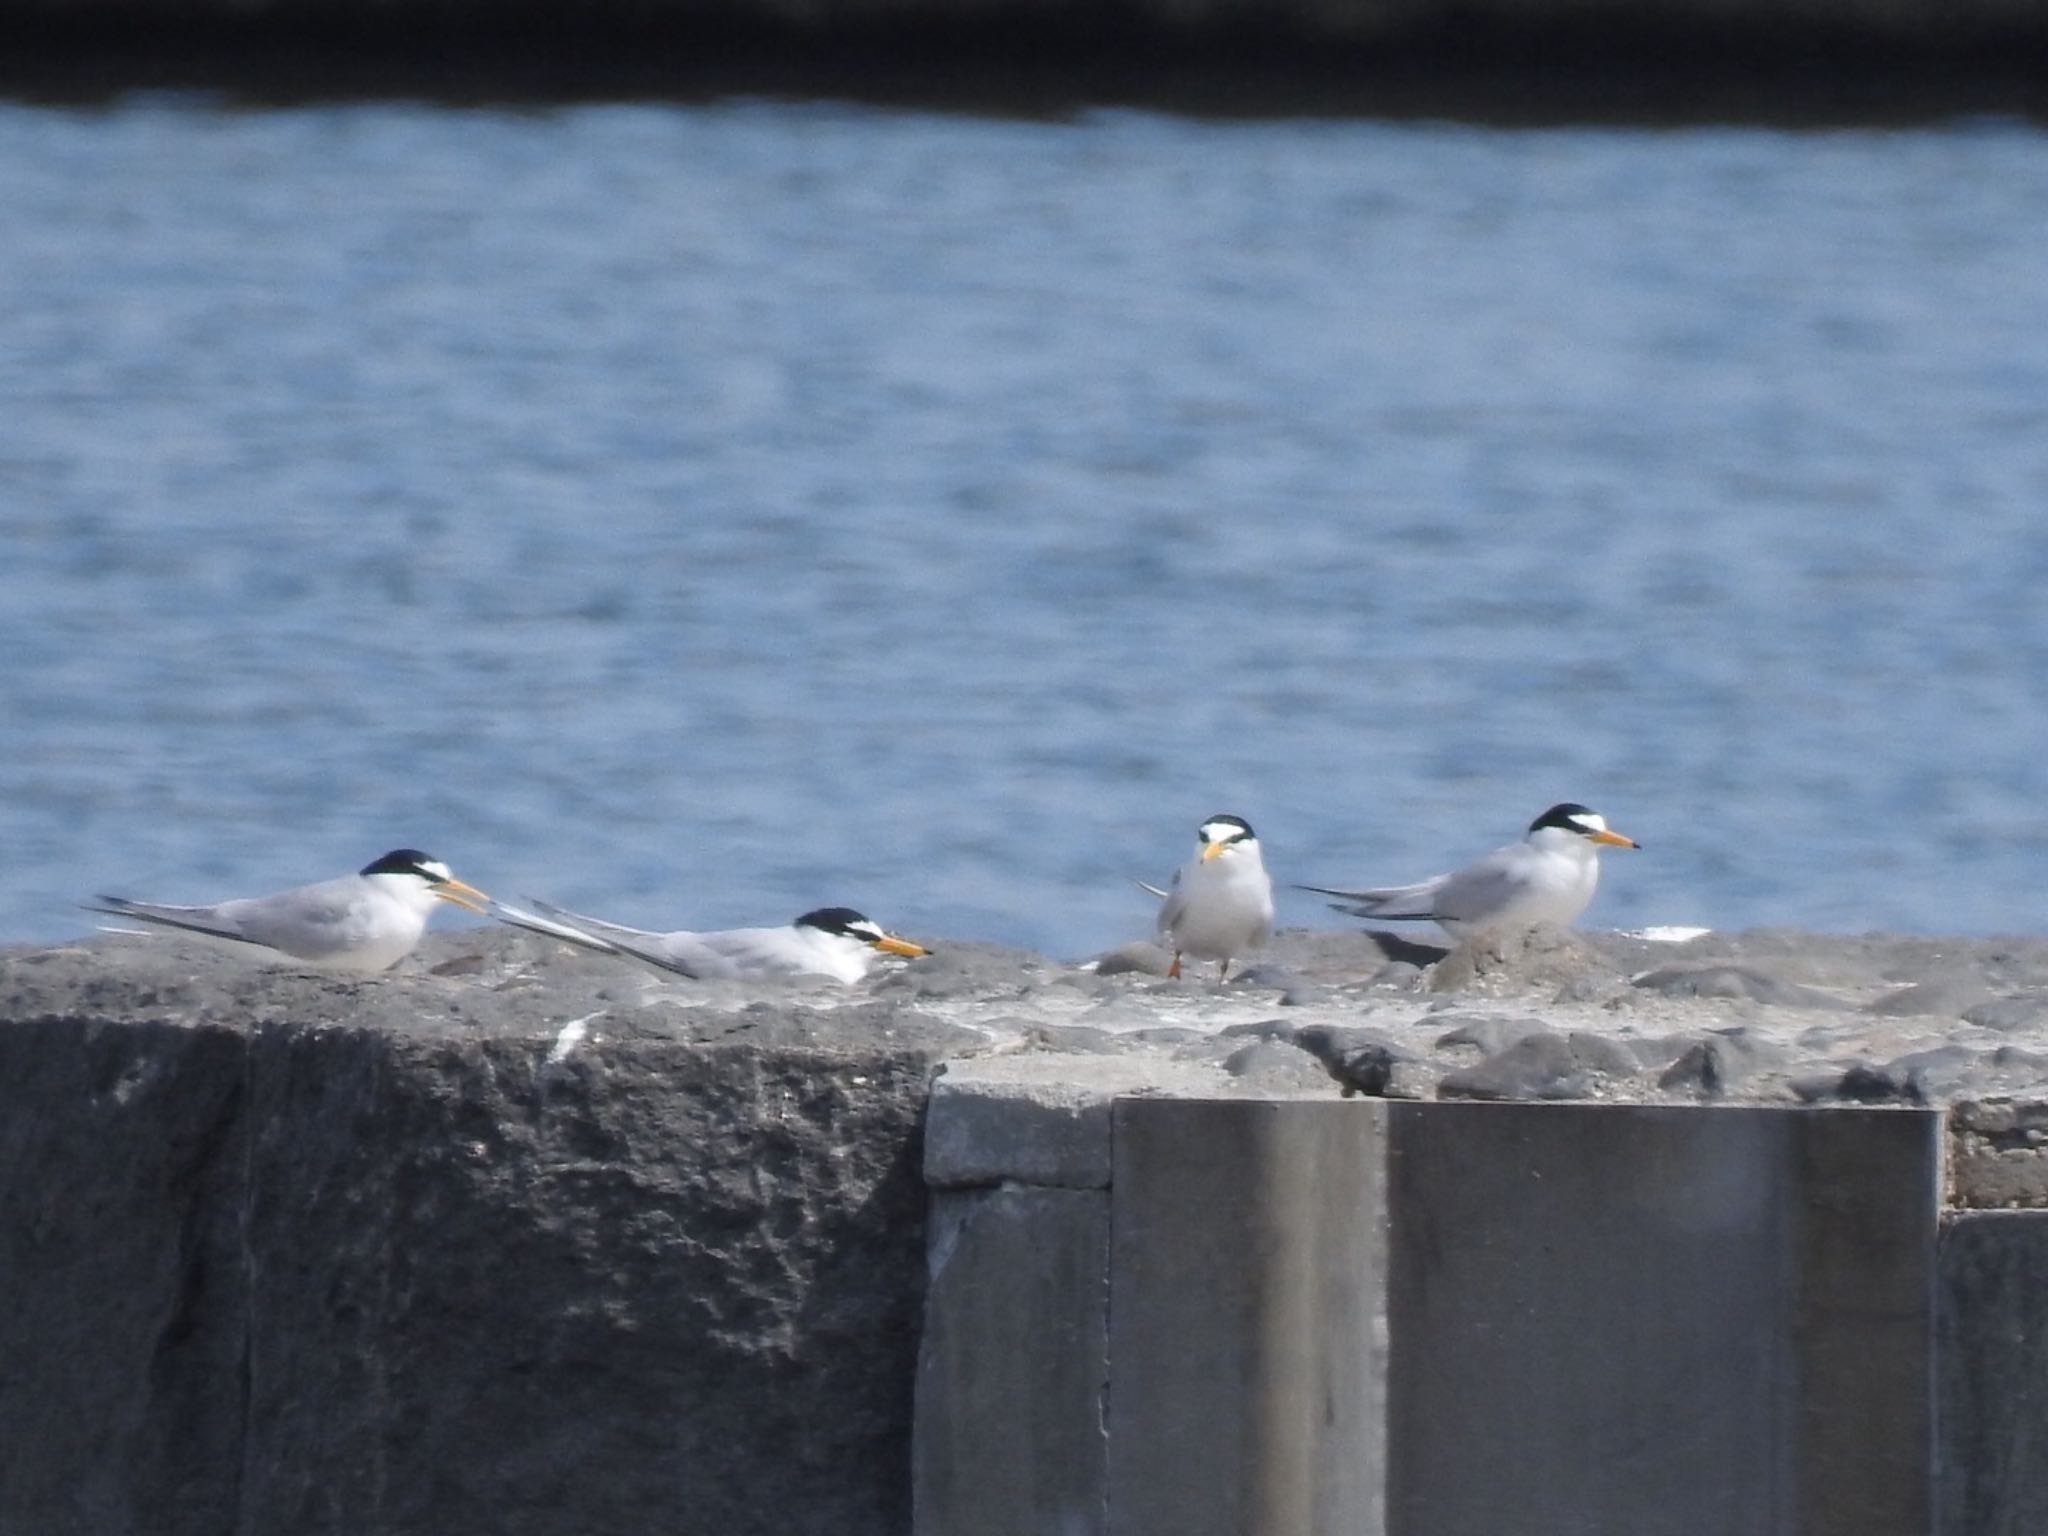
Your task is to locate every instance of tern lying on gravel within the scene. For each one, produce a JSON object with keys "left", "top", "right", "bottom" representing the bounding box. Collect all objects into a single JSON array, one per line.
[
  {"left": 86, "top": 849, "right": 489, "bottom": 972},
  {"left": 491, "top": 896, "right": 929, "bottom": 983}
]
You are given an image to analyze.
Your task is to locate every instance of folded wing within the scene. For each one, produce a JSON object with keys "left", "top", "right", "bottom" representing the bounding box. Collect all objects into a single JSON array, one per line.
[
  {"left": 84, "top": 895, "right": 266, "bottom": 948},
  {"left": 1293, "top": 874, "right": 1448, "bottom": 923}
]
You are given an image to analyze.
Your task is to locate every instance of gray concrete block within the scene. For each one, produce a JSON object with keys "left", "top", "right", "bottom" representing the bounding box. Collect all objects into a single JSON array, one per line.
[
  {"left": 0, "top": 1018, "right": 249, "bottom": 1536},
  {"left": 924, "top": 1057, "right": 1231, "bottom": 1190},
  {"left": 1938, "top": 1211, "right": 2048, "bottom": 1536},
  {"left": 914, "top": 1186, "right": 1110, "bottom": 1536},
  {"left": 232, "top": 1027, "right": 940, "bottom": 1536},
  {"left": 1106, "top": 1098, "right": 1388, "bottom": 1536},
  {"left": 1385, "top": 1101, "right": 1939, "bottom": 1536},
  {"left": 0, "top": 967, "right": 949, "bottom": 1536},
  {"left": 1792, "top": 1104, "right": 1941, "bottom": 1535}
]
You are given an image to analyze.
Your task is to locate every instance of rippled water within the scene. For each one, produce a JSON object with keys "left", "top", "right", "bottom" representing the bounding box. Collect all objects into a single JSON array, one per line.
[{"left": 3, "top": 99, "right": 2046, "bottom": 959}]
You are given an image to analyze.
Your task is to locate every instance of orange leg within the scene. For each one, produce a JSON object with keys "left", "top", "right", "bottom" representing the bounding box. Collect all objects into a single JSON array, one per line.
[{"left": 1168, "top": 953, "right": 1183, "bottom": 979}]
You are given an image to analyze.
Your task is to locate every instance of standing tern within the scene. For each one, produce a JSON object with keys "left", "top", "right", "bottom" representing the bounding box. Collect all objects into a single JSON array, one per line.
[
  {"left": 85, "top": 849, "right": 490, "bottom": 972},
  {"left": 490, "top": 897, "right": 930, "bottom": 983},
  {"left": 1297, "top": 803, "right": 1638, "bottom": 938},
  {"left": 1141, "top": 813, "right": 1275, "bottom": 981}
]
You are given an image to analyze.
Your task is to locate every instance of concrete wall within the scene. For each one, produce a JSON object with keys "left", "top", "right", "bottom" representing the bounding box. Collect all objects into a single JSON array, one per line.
[
  {"left": 919, "top": 1093, "right": 1996, "bottom": 1536},
  {"left": 1939, "top": 1212, "right": 2048, "bottom": 1536},
  {"left": 1109, "top": 1100, "right": 1389, "bottom": 1536},
  {"left": 1383, "top": 1101, "right": 1934, "bottom": 1536},
  {"left": 0, "top": 992, "right": 960, "bottom": 1536},
  {"left": 13, "top": 951, "right": 2048, "bottom": 1536}
]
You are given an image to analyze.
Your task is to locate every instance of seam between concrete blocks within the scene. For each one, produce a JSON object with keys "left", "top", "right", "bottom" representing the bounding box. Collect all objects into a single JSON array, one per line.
[
  {"left": 231, "top": 1020, "right": 257, "bottom": 1536},
  {"left": 1099, "top": 1097, "right": 1117, "bottom": 1536}
]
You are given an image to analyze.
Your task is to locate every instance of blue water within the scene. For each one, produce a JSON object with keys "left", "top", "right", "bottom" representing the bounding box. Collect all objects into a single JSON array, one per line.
[{"left": 3, "top": 99, "right": 2047, "bottom": 959}]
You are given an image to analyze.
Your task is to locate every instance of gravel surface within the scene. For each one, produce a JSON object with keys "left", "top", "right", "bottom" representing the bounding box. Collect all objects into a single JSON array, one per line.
[{"left": 20, "top": 916, "right": 2048, "bottom": 1111}]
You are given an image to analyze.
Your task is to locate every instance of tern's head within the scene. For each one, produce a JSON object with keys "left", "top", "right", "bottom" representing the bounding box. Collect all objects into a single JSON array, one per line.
[
  {"left": 1527, "top": 804, "right": 1639, "bottom": 851},
  {"left": 796, "top": 907, "right": 930, "bottom": 958},
  {"left": 359, "top": 849, "right": 491, "bottom": 912},
  {"left": 1196, "top": 814, "right": 1259, "bottom": 862}
]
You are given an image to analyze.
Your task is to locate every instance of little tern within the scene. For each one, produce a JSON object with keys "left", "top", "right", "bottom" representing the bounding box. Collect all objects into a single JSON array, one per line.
[
  {"left": 490, "top": 897, "right": 930, "bottom": 983},
  {"left": 1297, "top": 803, "right": 1638, "bottom": 938},
  {"left": 1142, "top": 813, "right": 1275, "bottom": 981},
  {"left": 86, "top": 849, "right": 489, "bottom": 972}
]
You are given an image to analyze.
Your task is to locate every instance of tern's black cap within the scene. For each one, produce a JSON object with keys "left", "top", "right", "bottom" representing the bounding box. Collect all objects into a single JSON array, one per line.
[
  {"left": 360, "top": 849, "right": 444, "bottom": 879},
  {"left": 796, "top": 907, "right": 876, "bottom": 937},
  {"left": 1527, "top": 804, "right": 1598, "bottom": 834}
]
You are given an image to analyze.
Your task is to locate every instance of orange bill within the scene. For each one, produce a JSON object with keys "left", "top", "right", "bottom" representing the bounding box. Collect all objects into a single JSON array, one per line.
[{"left": 432, "top": 877, "right": 491, "bottom": 914}]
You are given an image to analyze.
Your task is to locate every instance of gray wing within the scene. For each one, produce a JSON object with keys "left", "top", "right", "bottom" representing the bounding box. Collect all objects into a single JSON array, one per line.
[
  {"left": 595, "top": 925, "right": 822, "bottom": 981},
  {"left": 598, "top": 931, "right": 722, "bottom": 980},
  {"left": 1150, "top": 866, "right": 1188, "bottom": 935},
  {"left": 687, "top": 926, "right": 825, "bottom": 980},
  {"left": 226, "top": 882, "right": 375, "bottom": 955},
  {"left": 85, "top": 895, "right": 272, "bottom": 949},
  {"left": 1293, "top": 873, "right": 1450, "bottom": 922},
  {"left": 89, "top": 878, "right": 366, "bottom": 956},
  {"left": 493, "top": 898, "right": 723, "bottom": 978},
  {"left": 490, "top": 897, "right": 631, "bottom": 957},
  {"left": 1426, "top": 847, "right": 1539, "bottom": 926}
]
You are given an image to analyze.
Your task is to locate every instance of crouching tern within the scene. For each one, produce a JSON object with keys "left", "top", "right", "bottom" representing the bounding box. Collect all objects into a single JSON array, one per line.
[
  {"left": 86, "top": 849, "right": 490, "bottom": 972},
  {"left": 1137, "top": 813, "right": 1275, "bottom": 981},
  {"left": 490, "top": 897, "right": 930, "bottom": 983},
  {"left": 1297, "top": 803, "right": 1638, "bottom": 938}
]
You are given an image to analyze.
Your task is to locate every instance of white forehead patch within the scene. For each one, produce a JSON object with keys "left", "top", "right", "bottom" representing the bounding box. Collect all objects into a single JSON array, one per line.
[
  {"left": 1568, "top": 812, "right": 1608, "bottom": 835},
  {"left": 1200, "top": 819, "right": 1252, "bottom": 846},
  {"left": 418, "top": 859, "right": 453, "bottom": 882}
]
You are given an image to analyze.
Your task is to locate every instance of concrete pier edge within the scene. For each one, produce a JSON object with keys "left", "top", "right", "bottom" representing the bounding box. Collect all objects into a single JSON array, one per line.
[{"left": 10, "top": 927, "right": 2048, "bottom": 1533}]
